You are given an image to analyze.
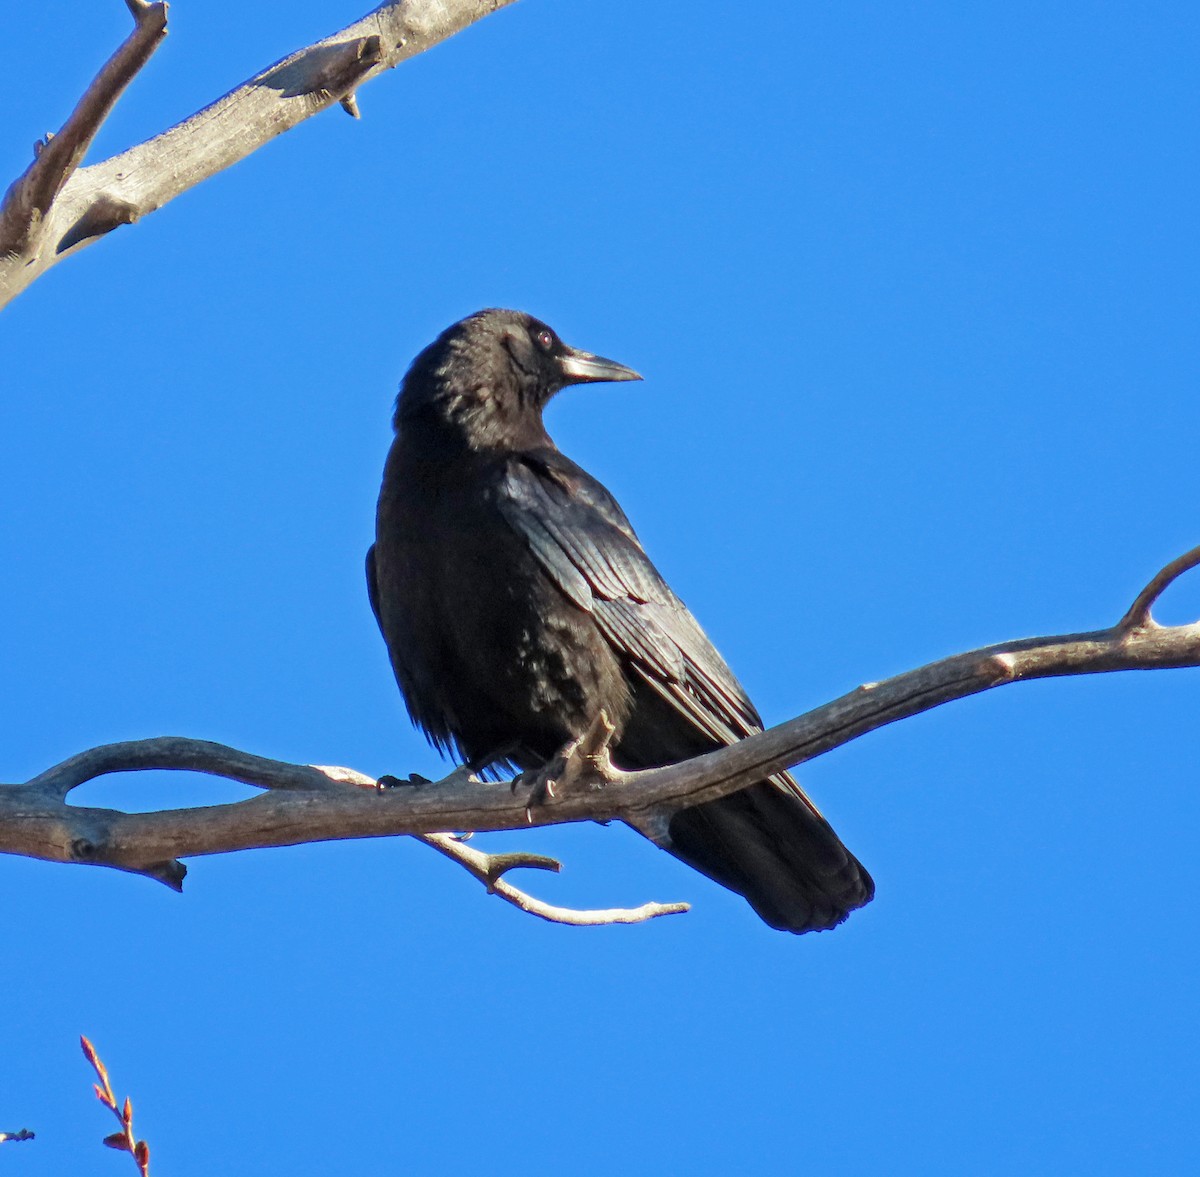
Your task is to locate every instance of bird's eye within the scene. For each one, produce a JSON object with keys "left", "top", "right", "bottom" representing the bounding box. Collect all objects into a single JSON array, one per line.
[{"left": 535, "top": 329, "right": 555, "bottom": 351}]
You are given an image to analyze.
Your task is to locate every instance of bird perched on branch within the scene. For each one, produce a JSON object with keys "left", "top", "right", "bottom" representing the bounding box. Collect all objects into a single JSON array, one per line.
[{"left": 367, "top": 309, "right": 873, "bottom": 932}]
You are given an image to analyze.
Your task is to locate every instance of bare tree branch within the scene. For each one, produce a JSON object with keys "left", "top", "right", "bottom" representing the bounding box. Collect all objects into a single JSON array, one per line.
[
  {"left": 0, "top": 0, "right": 520, "bottom": 308},
  {"left": 1119, "top": 544, "right": 1200, "bottom": 632},
  {"left": 0, "top": 2, "right": 167, "bottom": 258},
  {"left": 419, "top": 832, "right": 690, "bottom": 925},
  {"left": 1, "top": 546, "right": 1197, "bottom": 922},
  {"left": 318, "top": 766, "right": 688, "bottom": 924}
]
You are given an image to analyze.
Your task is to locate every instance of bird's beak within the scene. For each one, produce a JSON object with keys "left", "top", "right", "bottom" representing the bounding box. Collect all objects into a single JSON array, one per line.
[{"left": 559, "top": 346, "right": 643, "bottom": 385}]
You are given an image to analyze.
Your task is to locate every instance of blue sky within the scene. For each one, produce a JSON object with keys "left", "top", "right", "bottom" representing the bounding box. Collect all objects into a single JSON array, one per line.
[{"left": 2, "top": 2, "right": 1198, "bottom": 1173}]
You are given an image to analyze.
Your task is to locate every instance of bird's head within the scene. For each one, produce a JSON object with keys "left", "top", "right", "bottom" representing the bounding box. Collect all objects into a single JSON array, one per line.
[{"left": 395, "top": 309, "right": 642, "bottom": 450}]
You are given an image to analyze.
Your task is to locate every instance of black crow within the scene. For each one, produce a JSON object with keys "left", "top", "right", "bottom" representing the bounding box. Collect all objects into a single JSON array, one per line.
[{"left": 367, "top": 308, "right": 873, "bottom": 932}]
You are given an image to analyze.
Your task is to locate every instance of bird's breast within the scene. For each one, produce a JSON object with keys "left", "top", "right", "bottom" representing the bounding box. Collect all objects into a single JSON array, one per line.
[{"left": 374, "top": 443, "right": 629, "bottom": 765}]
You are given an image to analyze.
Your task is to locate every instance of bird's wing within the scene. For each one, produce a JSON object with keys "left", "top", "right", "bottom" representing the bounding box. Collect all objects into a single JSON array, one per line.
[
  {"left": 502, "top": 453, "right": 870, "bottom": 934},
  {"left": 365, "top": 543, "right": 382, "bottom": 631},
  {"left": 498, "top": 452, "right": 765, "bottom": 748}
]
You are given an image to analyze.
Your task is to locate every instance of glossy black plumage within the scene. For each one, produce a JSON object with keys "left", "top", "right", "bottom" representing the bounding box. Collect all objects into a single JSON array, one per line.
[{"left": 368, "top": 309, "right": 874, "bottom": 932}]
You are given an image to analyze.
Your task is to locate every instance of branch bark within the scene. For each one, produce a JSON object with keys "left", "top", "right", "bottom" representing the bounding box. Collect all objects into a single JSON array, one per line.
[
  {"left": 2, "top": 546, "right": 1197, "bottom": 925},
  {"left": 0, "top": 0, "right": 519, "bottom": 307},
  {"left": 419, "top": 832, "right": 690, "bottom": 925},
  {"left": 0, "top": 2, "right": 168, "bottom": 259}
]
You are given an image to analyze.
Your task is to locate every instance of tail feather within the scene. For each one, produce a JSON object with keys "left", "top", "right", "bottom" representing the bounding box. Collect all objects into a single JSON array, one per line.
[{"left": 665, "top": 774, "right": 874, "bottom": 933}]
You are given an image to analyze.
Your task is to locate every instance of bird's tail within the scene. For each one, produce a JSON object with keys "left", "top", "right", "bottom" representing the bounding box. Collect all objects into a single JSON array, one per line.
[{"left": 663, "top": 774, "right": 874, "bottom": 933}]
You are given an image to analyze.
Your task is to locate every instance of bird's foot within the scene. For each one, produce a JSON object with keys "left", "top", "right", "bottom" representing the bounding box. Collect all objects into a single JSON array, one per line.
[
  {"left": 510, "top": 766, "right": 541, "bottom": 797},
  {"left": 376, "top": 772, "right": 431, "bottom": 791},
  {"left": 516, "top": 711, "right": 619, "bottom": 821},
  {"left": 517, "top": 765, "right": 562, "bottom": 810}
]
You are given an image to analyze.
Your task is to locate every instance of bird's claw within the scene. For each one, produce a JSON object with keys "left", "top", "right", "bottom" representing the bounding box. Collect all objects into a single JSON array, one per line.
[
  {"left": 529, "top": 771, "right": 560, "bottom": 807},
  {"left": 510, "top": 764, "right": 555, "bottom": 797},
  {"left": 514, "top": 713, "right": 618, "bottom": 820},
  {"left": 376, "top": 772, "right": 430, "bottom": 791},
  {"left": 515, "top": 765, "right": 561, "bottom": 821}
]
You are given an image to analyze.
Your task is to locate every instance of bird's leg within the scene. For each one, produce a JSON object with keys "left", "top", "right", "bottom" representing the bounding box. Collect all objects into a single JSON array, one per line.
[{"left": 519, "top": 711, "right": 618, "bottom": 820}]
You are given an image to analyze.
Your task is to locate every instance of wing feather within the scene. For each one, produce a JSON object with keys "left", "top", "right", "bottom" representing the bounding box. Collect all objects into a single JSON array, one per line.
[{"left": 499, "top": 454, "right": 764, "bottom": 748}]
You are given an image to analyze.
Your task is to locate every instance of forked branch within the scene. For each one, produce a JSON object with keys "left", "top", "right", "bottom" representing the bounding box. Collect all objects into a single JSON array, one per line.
[
  {"left": 1119, "top": 544, "right": 1200, "bottom": 632},
  {"left": 1, "top": 546, "right": 1197, "bottom": 925},
  {"left": 0, "top": 0, "right": 520, "bottom": 306},
  {"left": 0, "top": 2, "right": 167, "bottom": 257},
  {"left": 420, "top": 832, "right": 690, "bottom": 925}
]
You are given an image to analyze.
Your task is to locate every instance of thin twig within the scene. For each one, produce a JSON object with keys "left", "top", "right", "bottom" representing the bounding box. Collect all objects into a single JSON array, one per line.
[
  {"left": 1118, "top": 542, "right": 1200, "bottom": 632},
  {"left": 419, "top": 832, "right": 689, "bottom": 926},
  {"left": 80, "top": 1036, "right": 150, "bottom": 1177},
  {"left": 332, "top": 766, "right": 687, "bottom": 925}
]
